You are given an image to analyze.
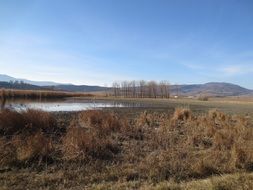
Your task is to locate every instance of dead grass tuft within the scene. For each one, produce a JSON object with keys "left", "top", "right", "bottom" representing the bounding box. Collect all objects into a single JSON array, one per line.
[
  {"left": 172, "top": 108, "right": 191, "bottom": 121},
  {"left": 0, "top": 109, "right": 57, "bottom": 167},
  {"left": 78, "top": 110, "right": 123, "bottom": 134},
  {"left": 0, "top": 137, "right": 16, "bottom": 167},
  {"left": 0, "top": 107, "right": 253, "bottom": 188},
  {"left": 12, "top": 131, "right": 54, "bottom": 164},
  {"left": 141, "top": 108, "right": 253, "bottom": 181},
  {"left": 0, "top": 109, "right": 58, "bottom": 136},
  {"left": 62, "top": 110, "right": 121, "bottom": 161}
]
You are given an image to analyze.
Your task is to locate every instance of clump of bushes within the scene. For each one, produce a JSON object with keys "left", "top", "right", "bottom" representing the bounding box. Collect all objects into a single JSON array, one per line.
[
  {"left": 0, "top": 109, "right": 57, "bottom": 167},
  {"left": 0, "top": 109, "right": 58, "bottom": 136},
  {"left": 0, "top": 107, "right": 252, "bottom": 184},
  {"left": 135, "top": 111, "right": 166, "bottom": 128},
  {"left": 172, "top": 108, "right": 191, "bottom": 121},
  {"left": 12, "top": 131, "right": 53, "bottom": 164},
  {"left": 141, "top": 108, "right": 253, "bottom": 181},
  {"left": 77, "top": 110, "right": 123, "bottom": 134},
  {"left": 62, "top": 110, "right": 122, "bottom": 161},
  {"left": 198, "top": 96, "right": 209, "bottom": 101}
]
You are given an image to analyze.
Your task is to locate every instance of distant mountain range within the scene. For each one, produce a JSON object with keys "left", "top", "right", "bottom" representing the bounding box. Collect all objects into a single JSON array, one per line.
[
  {"left": 170, "top": 82, "right": 253, "bottom": 97},
  {"left": 0, "top": 74, "right": 61, "bottom": 86},
  {"left": 46, "top": 84, "right": 108, "bottom": 92},
  {"left": 0, "top": 74, "right": 107, "bottom": 92},
  {"left": 0, "top": 81, "right": 48, "bottom": 91},
  {"left": 0, "top": 74, "right": 252, "bottom": 96}
]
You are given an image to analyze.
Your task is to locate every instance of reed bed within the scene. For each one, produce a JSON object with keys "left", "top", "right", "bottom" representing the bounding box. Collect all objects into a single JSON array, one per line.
[
  {"left": 0, "top": 88, "right": 94, "bottom": 100},
  {"left": 0, "top": 108, "right": 252, "bottom": 189}
]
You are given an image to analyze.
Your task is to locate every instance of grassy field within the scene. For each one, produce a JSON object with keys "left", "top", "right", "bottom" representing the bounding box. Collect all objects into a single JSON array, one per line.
[
  {"left": 0, "top": 97, "right": 253, "bottom": 189},
  {"left": 92, "top": 96, "right": 253, "bottom": 120}
]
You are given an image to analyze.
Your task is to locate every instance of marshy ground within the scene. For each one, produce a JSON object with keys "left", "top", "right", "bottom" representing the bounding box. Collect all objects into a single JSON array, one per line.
[{"left": 0, "top": 97, "right": 253, "bottom": 190}]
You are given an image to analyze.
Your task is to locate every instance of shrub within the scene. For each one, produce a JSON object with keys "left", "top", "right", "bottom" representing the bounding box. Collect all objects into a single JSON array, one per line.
[
  {"left": 135, "top": 111, "right": 165, "bottom": 128},
  {"left": 78, "top": 110, "right": 122, "bottom": 134},
  {"left": 0, "top": 131, "right": 54, "bottom": 167},
  {"left": 0, "top": 109, "right": 58, "bottom": 136},
  {"left": 0, "top": 109, "right": 57, "bottom": 167},
  {"left": 0, "top": 137, "right": 16, "bottom": 167},
  {"left": 198, "top": 96, "right": 209, "bottom": 101},
  {"left": 62, "top": 110, "right": 121, "bottom": 161},
  {"left": 12, "top": 131, "right": 54, "bottom": 164},
  {"left": 172, "top": 108, "right": 191, "bottom": 121},
  {"left": 140, "top": 108, "right": 253, "bottom": 181}
]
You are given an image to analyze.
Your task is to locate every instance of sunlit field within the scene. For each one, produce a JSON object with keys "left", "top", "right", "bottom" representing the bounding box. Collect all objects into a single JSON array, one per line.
[{"left": 0, "top": 97, "right": 253, "bottom": 189}]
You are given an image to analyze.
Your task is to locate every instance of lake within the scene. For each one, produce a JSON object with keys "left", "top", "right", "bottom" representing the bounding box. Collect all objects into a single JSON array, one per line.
[{"left": 2, "top": 99, "right": 143, "bottom": 112}]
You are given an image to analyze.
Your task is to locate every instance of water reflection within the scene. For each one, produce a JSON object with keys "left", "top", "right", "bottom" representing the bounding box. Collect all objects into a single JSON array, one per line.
[{"left": 4, "top": 99, "right": 142, "bottom": 112}]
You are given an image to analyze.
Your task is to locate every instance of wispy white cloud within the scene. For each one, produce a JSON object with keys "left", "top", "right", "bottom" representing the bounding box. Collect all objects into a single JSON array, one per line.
[
  {"left": 221, "top": 64, "right": 253, "bottom": 76},
  {"left": 179, "top": 62, "right": 205, "bottom": 70},
  {"left": 222, "top": 65, "right": 242, "bottom": 75}
]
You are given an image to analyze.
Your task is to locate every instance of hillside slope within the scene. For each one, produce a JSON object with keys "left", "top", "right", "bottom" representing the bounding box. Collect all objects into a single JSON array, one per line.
[
  {"left": 1, "top": 74, "right": 252, "bottom": 96},
  {"left": 170, "top": 82, "right": 253, "bottom": 96},
  {"left": 50, "top": 84, "right": 108, "bottom": 92}
]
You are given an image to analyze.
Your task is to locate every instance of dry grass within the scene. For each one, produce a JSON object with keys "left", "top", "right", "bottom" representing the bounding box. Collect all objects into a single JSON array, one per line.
[
  {"left": 172, "top": 107, "right": 191, "bottom": 121},
  {"left": 62, "top": 110, "right": 123, "bottom": 161},
  {"left": 142, "top": 108, "right": 253, "bottom": 181},
  {"left": 0, "top": 109, "right": 58, "bottom": 136},
  {"left": 62, "top": 126, "right": 119, "bottom": 161},
  {"left": 0, "top": 108, "right": 253, "bottom": 189},
  {"left": 77, "top": 110, "right": 123, "bottom": 134},
  {"left": 0, "top": 132, "right": 54, "bottom": 167},
  {"left": 0, "top": 109, "right": 57, "bottom": 167},
  {"left": 138, "top": 172, "right": 253, "bottom": 190},
  {"left": 12, "top": 131, "right": 53, "bottom": 164},
  {"left": 0, "top": 88, "right": 95, "bottom": 100},
  {"left": 78, "top": 172, "right": 253, "bottom": 190}
]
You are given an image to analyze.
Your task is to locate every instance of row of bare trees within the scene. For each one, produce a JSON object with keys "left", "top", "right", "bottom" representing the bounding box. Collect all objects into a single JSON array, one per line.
[{"left": 111, "top": 80, "right": 170, "bottom": 98}]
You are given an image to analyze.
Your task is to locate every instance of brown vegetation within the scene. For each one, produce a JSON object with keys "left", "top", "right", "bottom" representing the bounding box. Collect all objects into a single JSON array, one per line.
[
  {"left": 62, "top": 110, "right": 123, "bottom": 161},
  {"left": 142, "top": 108, "right": 253, "bottom": 181},
  {"left": 198, "top": 95, "right": 209, "bottom": 101},
  {"left": 0, "top": 88, "right": 95, "bottom": 100},
  {"left": 0, "top": 108, "right": 253, "bottom": 189},
  {"left": 0, "top": 109, "right": 57, "bottom": 167}
]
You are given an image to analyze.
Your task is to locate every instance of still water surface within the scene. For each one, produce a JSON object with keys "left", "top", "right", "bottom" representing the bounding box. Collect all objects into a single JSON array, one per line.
[{"left": 3, "top": 99, "right": 141, "bottom": 112}]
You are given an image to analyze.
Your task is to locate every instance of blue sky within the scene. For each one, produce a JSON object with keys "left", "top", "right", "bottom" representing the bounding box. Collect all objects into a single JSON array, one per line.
[{"left": 0, "top": 0, "right": 253, "bottom": 88}]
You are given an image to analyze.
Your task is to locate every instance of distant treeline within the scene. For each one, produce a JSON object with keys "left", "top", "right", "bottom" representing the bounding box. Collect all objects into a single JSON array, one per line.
[{"left": 112, "top": 80, "right": 170, "bottom": 98}]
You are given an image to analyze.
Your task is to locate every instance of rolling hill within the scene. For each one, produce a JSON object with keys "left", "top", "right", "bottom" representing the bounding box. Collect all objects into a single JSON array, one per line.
[
  {"left": 0, "top": 81, "right": 50, "bottom": 90},
  {"left": 48, "top": 84, "right": 108, "bottom": 92},
  {"left": 0, "top": 74, "right": 61, "bottom": 86},
  {"left": 1, "top": 74, "right": 252, "bottom": 96},
  {"left": 0, "top": 74, "right": 107, "bottom": 92},
  {"left": 170, "top": 82, "right": 253, "bottom": 97}
]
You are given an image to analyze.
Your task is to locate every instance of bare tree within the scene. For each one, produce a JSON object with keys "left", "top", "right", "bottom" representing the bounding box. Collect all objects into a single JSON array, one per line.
[
  {"left": 147, "top": 81, "right": 158, "bottom": 98},
  {"left": 121, "top": 81, "right": 128, "bottom": 98},
  {"left": 130, "top": 80, "right": 136, "bottom": 98},
  {"left": 159, "top": 80, "right": 170, "bottom": 98},
  {"left": 112, "top": 80, "right": 169, "bottom": 99},
  {"left": 112, "top": 82, "right": 120, "bottom": 97},
  {"left": 139, "top": 80, "right": 146, "bottom": 98},
  {"left": 164, "top": 81, "right": 170, "bottom": 98}
]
